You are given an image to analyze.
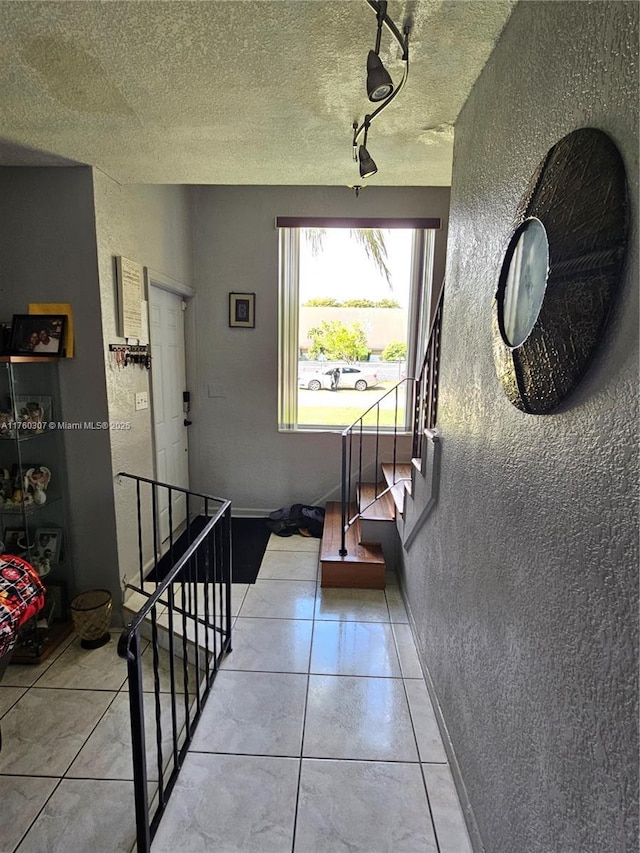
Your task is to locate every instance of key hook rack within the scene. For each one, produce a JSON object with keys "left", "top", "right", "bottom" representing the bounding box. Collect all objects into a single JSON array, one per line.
[{"left": 108, "top": 344, "right": 151, "bottom": 369}]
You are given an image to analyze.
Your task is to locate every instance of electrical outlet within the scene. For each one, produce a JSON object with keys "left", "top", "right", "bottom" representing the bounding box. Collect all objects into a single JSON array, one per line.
[{"left": 135, "top": 391, "right": 149, "bottom": 410}]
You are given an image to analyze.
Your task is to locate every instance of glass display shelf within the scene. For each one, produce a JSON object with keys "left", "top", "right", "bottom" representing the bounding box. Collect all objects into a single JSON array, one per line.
[{"left": 0, "top": 358, "right": 72, "bottom": 640}]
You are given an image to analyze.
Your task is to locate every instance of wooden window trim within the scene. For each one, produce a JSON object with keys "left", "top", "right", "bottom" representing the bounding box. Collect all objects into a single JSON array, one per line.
[{"left": 275, "top": 217, "right": 441, "bottom": 230}]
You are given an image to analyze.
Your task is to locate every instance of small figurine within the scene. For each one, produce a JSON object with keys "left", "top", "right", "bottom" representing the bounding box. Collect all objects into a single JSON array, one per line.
[
  {"left": 19, "top": 402, "right": 45, "bottom": 433},
  {"left": 24, "top": 467, "right": 51, "bottom": 506}
]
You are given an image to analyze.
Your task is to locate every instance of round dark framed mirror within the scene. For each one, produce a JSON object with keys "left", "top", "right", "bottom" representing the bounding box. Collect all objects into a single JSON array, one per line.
[{"left": 492, "top": 128, "right": 629, "bottom": 414}]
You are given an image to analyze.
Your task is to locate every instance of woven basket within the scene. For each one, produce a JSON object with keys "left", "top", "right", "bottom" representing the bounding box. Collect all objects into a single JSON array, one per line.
[{"left": 71, "top": 589, "right": 112, "bottom": 649}]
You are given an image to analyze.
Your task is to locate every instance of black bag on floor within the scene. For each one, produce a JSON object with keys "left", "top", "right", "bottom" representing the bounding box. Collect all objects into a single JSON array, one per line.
[
  {"left": 267, "top": 504, "right": 325, "bottom": 538},
  {"left": 266, "top": 506, "right": 297, "bottom": 537}
]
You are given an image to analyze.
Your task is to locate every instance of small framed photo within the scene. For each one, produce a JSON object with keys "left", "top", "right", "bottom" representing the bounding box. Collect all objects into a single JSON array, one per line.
[
  {"left": 14, "top": 397, "right": 52, "bottom": 433},
  {"left": 34, "top": 528, "right": 62, "bottom": 565},
  {"left": 3, "top": 527, "right": 28, "bottom": 558},
  {"left": 8, "top": 314, "right": 67, "bottom": 357},
  {"left": 229, "top": 292, "right": 255, "bottom": 329}
]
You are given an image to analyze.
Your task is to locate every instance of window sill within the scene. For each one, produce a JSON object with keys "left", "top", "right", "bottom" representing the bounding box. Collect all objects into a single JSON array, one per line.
[{"left": 278, "top": 426, "right": 412, "bottom": 436}]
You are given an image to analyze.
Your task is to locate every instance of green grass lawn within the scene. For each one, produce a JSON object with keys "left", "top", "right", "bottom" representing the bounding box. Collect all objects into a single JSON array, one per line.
[
  {"left": 297, "top": 382, "right": 407, "bottom": 429},
  {"left": 298, "top": 404, "right": 406, "bottom": 428}
]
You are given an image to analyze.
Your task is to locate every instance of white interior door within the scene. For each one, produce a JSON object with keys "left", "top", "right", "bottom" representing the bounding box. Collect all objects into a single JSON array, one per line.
[{"left": 149, "top": 286, "right": 189, "bottom": 541}]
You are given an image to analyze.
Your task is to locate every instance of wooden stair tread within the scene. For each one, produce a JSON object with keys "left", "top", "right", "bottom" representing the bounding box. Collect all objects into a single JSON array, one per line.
[
  {"left": 320, "top": 501, "right": 385, "bottom": 564},
  {"left": 357, "top": 482, "right": 396, "bottom": 521},
  {"left": 381, "top": 462, "right": 413, "bottom": 485}
]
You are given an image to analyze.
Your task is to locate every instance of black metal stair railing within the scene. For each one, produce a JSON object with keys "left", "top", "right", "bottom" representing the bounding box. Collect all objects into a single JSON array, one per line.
[
  {"left": 412, "top": 284, "right": 444, "bottom": 461},
  {"left": 340, "top": 284, "right": 444, "bottom": 556},
  {"left": 116, "top": 473, "right": 232, "bottom": 853},
  {"left": 339, "top": 378, "right": 412, "bottom": 555}
]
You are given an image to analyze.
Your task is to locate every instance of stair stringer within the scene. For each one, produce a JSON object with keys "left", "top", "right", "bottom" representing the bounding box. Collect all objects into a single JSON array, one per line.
[{"left": 402, "top": 430, "right": 441, "bottom": 551}]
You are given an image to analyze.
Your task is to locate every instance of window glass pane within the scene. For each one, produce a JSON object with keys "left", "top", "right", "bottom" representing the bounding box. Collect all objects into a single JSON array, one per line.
[{"left": 297, "top": 228, "right": 412, "bottom": 429}]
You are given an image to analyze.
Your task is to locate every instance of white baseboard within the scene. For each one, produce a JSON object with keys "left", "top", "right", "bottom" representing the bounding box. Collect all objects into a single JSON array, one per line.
[
  {"left": 399, "top": 580, "right": 485, "bottom": 853},
  {"left": 231, "top": 507, "right": 273, "bottom": 517}
]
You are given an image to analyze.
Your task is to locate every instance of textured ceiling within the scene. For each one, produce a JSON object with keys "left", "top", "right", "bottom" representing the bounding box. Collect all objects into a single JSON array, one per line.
[{"left": 0, "top": 1, "right": 515, "bottom": 186}]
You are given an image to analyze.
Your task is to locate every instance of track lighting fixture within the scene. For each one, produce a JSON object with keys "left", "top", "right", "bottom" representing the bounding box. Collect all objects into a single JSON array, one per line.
[
  {"left": 357, "top": 116, "right": 378, "bottom": 178},
  {"left": 352, "top": 0, "right": 410, "bottom": 181},
  {"left": 358, "top": 144, "right": 378, "bottom": 178},
  {"left": 366, "top": 50, "right": 393, "bottom": 102}
]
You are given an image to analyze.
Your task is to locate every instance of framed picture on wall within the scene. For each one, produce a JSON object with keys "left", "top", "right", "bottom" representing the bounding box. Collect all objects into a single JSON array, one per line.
[
  {"left": 8, "top": 314, "right": 67, "bottom": 356},
  {"left": 229, "top": 292, "right": 255, "bottom": 328},
  {"left": 28, "top": 303, "right": 75, "bottom": 358}
]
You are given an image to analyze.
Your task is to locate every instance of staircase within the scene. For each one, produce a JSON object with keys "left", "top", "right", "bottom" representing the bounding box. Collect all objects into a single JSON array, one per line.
[
  {"left": 320, "top": 282, "right": 444, "bottom": 590},
  {"left": 320, "top": 462, "right": 413, "bottom": 589}
]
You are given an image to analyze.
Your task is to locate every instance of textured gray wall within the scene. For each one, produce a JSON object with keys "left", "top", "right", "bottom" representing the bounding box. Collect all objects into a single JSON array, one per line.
[
  {"left": 190, "top": 185, "right": 449, "bottom": 512},
  {"left": 402, "top": 3, "right": 638, "bottom": 852},
  {"left": 0, "top": 168, "right": 194, "bottom": 610},
  {"left": 0, "top": 166, "right": 117, "bottom": 603}
]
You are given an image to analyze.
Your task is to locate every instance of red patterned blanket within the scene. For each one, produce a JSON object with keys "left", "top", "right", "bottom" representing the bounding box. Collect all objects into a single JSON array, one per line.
[{"left": 0, "top": 556, "right": 46, "bottom": 660}]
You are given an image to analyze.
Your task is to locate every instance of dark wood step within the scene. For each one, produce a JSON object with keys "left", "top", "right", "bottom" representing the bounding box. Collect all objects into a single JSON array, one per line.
[
  {"left": 320, "top": 501, "right": 385, "bottom": 589},
  {"left": 357, "top": 482, "right": 396, "bottom": 522}
]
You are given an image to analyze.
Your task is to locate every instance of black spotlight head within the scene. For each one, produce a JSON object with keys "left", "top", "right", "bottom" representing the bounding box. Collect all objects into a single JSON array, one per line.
[
  {"left": 366, "top": 50, "right": 394, "bottom": 102},
  {"left": 358, "top": 144, "right": 378, "bottom": 179}
]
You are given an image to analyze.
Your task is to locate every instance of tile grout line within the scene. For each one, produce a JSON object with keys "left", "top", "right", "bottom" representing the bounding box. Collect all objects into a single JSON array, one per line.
[
  {"left": 288, "top": 559, "right": 319, "bottom": 853},
  {"left": 238, "top": 540, "right": 321, "bottom": 853},
  {"left": 10, "top": 543, "right": 455, "bottom": 852},
  {"left": 4, "top": 634, "right": 86, "bottom": 849},
  {"left": 11, "top": 775, "right": 66, "bottom": 853}
]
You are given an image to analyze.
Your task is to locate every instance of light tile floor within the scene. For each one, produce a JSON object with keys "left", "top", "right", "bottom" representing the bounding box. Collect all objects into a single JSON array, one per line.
[{"left": 0, "top": 533, "right": 473, "bottom": 853}]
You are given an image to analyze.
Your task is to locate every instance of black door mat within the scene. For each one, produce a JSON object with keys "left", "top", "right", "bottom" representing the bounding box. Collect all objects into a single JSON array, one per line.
[{"left": 147, "top": 516, "right": 271, "bottom": 585}]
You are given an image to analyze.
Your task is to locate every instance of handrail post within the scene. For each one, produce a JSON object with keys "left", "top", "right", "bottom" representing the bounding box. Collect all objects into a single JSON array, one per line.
[
  {"left": 224, "top": 506, "right": 233, "bottom": 649},
  {"left": 340, "top": 432, "right": 348, "bottom": 556},
  {"left": 412, "top": 376, "right": 421, "bottom": 459},
  {"left": 136, "top": 479, "right": 144, "bottom": 587},
  {"left": 126, "top": 631, "right": 151, "bottom": 853}
]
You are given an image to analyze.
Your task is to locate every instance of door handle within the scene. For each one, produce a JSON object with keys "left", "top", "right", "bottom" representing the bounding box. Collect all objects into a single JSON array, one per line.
[{"left": 184, "top": 419, "right": 192, "bottom": 427}]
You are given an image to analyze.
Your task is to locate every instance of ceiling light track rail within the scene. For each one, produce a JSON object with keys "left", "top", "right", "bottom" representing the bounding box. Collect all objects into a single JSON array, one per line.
[
  {"left": 351, "top": 0, "right": 410, "bottom": 181},
  {"left": 368, "top": 0, "right": 408, "bottom": 60}
]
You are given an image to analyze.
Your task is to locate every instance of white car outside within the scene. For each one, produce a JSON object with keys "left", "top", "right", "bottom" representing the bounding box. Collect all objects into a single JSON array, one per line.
[{"left": 298, "top": 366, "right": 380, "bottom": 391}]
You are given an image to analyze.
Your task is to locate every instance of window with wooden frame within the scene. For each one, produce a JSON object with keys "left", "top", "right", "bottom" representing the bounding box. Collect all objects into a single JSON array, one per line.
[{"left": 277, "top": 217, "right": 440, "bottom": 432}]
